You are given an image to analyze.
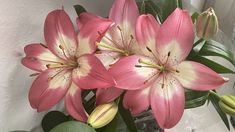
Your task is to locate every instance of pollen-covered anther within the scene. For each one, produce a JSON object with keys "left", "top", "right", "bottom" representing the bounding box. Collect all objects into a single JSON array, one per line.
[{"left": 30, "top": 73, "right": 40, "bottom": 77}]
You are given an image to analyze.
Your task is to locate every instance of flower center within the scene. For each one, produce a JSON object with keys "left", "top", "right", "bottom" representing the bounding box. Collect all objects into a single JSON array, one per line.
[{"left": 96, "top": 25, "right": 134, "bottom": 57}]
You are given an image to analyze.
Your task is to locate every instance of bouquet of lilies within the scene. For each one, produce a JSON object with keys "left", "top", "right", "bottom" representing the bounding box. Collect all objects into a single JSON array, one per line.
[{"left": 20, "top": 0, "right": 235, "bottom": 131}]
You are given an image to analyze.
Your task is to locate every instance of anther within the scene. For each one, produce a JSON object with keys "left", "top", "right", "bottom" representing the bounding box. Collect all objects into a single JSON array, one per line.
[
  {"left": 135, "top": 65, "right": 142, "bottom": 68},
  {"left": 59, "top": 45, "right": 64, "bottom": 50},
  {"left": 40, "top": 43, "right": 48, "bottom": 48},
  {"left": 168, "top": 51, "right": 171, "bottom": 57},
  {"left": 161, "top": 84, "right": 164, "bottom": 89},
  {"left": 146, "top": 46, "right": 152, "bottom": 52},
  {"left": 117, "top": 26, "right": 122, "bottom": 31},
  {"left": 46, "top": 64, "right": 50, "bottom": 68},
  {"left": 30, "top": 73, "right": 40, "bottom": 77},
  {"left": 130, "top": 35, "right": 134, "bottom": 39},
  {"left": 176, "top": 70, "right": 180, "bottom": 73}
]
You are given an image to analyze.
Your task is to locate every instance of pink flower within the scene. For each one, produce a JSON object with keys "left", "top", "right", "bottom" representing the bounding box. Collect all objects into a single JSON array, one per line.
[
  {"left": 77, "top": 0, "right": 140, "bottom": 105},
  {"left": 21, "top": 9, "right": 115, "bottom": 121},
  {"left": 108, "top": 8, "right": 228, "bottom": 129}
]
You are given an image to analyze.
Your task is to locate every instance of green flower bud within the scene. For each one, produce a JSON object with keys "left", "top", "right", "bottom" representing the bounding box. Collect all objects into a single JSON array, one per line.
[
  {"left": 219, "top": 95, "right": 235, "bottom": 116},
  {"left": 87, "top": 102, "right": 118, "bottom": 129},
  {"left": 196, "top": 7, "right": 218, "bottom": 40}
]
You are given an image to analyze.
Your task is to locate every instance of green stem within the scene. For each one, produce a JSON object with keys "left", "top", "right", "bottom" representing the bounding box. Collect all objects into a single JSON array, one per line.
[
  {"left": 176, "top": 0, "right": 183, "bottom": 9},
  {"left": 118, "top": 94, "right": 138, "bottom": 132},
  {"left": 209, "top": 90, "right": 220, "bottom": 99}
]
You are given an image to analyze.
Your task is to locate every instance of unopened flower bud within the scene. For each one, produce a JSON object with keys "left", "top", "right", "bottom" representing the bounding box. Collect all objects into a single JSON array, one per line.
[
  {"left": 196, "top": 7, "right": 218, "bottom": 40},
  {"left": 219, "top": 95, "right": 235, "bottom": 116},
  {"left": 87, "top": 102, "right": 118, "bottom": 128}
]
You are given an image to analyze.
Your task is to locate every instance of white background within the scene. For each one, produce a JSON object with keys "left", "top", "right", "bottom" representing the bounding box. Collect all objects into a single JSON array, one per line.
[{"left": 0, "top": 0, "right": 234, "bottom": 132}]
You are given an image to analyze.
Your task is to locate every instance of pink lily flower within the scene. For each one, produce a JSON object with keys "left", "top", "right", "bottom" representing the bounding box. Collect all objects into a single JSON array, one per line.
[
  {"left": 21, "top": 9, "right": 115, "bottom": 121},
  {"left": 77, "top": 0, "right": 140, "bottom": 105},
  {"left": 108, "top": 8, "right": 228, "bottom": 128}
]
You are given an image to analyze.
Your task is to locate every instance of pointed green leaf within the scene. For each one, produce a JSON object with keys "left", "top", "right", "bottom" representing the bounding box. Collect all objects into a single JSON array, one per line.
[
  {"left": 188, "top": 51, "right": 235, "bottom": 74},
  {"left": 74, "top": 5, "right": 86, "bottom": 16},
  {"left": 160, "top": 0, "right": 177, "bottom": 21},
  {"left": 199, "top": 40, "right": 235, "bottom": 67},
  {"left": 137, "top": 0, "right": 161, "bottom": 21},
  {"left": 191, "top": 12, "right": 199, "bottom": 23},
  {"left": 209, "top": 91, "right": 230, "bottom": 130},
  {"left": 185, "top": 90, "right": 209, "bottom": 109},
  {"left": 50, "top": 121, "right": 95, "bottom": 132},
  {"left": 118, "top": 95, "right": 138, "bottom": 132}
]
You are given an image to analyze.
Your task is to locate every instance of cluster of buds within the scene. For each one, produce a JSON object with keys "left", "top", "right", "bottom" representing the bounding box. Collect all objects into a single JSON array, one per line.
[
  {"left": 219, "top": 95, "right": 235, "bottom": 116},
  {"left": 87, "top": 102, "right": 118, "bottom": 128},
  {"left": 196, "top": 7, "right": 218, "bottom": 40}
]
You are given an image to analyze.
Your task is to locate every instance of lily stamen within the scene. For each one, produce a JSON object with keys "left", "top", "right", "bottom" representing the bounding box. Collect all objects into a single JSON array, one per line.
[
  {"left": 138, "top": 59, "right": 161, "bottom": 69},
  {"left": 146, "top": 46, "right": 161, "bottom": 64},
  {"left": 98, "top": 31, "right": 122, "bottom": 48},
  {"left": 97, "top": 42, "right": 126, "bottom": 54},
  {"left": 59, "top": 45, "right": 70, "bottom": 60},
  {"left": 117, "top": 26, "right": 126, "bottom": 48}
]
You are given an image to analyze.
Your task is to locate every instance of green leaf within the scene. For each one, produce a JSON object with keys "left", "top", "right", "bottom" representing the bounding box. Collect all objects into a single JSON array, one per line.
[
  {"left": 191, "top": 12, "right": 199, "bottom": 23},
  {"left": 119, "top": 95, "right": 138, "bottom": 132},
  {"left": 185, "top": 90, "right": 209, "bottom": 109},
  {"left": 42, "top": 111, "right": 69, "bottom": 132},
  {"left": 74, "top": 5, "right": 86, "bottom": 16},
  {"left": 160, "top": 0, "right": 178, "bottom": 21},
  {"left": 209, "top": 91, "right": 230, "bottom": 130},
  {"left": 137, "top": 0, "right": 161, "bottom": 20},
  {"left": 50, "top": 121, "right": 95, "bottom": 132},
  {"left": 198, "top": 40, "right": 235, "bottom": 67},
  {"left": 188, "top": 51, "right": 235, "bottom": 74},
  {"left": 10, "top": 130, "right": 28, "bottom": 132}
]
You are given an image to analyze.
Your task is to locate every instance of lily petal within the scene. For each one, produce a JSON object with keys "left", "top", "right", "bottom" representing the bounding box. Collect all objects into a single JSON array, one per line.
[
  {"left": 136, "top": 14, "right": 160, "bottom": 57},
  {"left": 156, "top": 8, "right": 194, "bottom": 65},
  {"left": 109, "top": 55, "right": 157, "bottom": 90},
  {"left": 65, "top": 83, "right": 88, "bottom": 122},
  {"left": 174, "top": 61, "right": 227, "bottom": 90},
  {"left": 95, "top": 51, "right": 120, "bottom": 68},
  {"left": 72, "top": 54, "right": 115, "bottom": 89},
  {"left": 76, "top": 12, "right": 100, "bottom": 29},
  {"left": 123, "top": 87, "right": 150, "bottom": 115},
  {"left": 109, "top": 0, "right": 139, "bottom": 27},
  {"left": 151, "top": 75, "right": 185, "bottom": 129},
  {"left": 22, "top": 43, "right": 64, "bottom": 72},
  {"left": 28, "top": 68, "right": 71, "bottom": 112},
  {"left": 44, "top": 10, "right": 77, "bottom": 60},
  {"left": 96, "top": 87, "right": 123, "bottom": 105},
  {"left": 77, "top": 17, "right": 113, "bottom": 56}
]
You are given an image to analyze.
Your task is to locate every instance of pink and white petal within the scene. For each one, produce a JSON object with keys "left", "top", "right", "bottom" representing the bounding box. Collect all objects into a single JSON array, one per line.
[
  {"left": 96, "top": 87, "right": 123, "bottom": 105},
  {"left": 65, "top": 83, "right": 88, "bottom": 122},
  {"left": 28, "top": 68, "right": 71, "bottom": 112},
  {"left": 109, "top": 55, "right": 158, "bottom": 90},
  {"left": 22, "top": 43, "right": 64, "bottom": 72},
  {"left": 174, "top": 61, "right": 227, "bottom": 91},
  {"left": 72, "top": 54, "right": 115, "bottom": 89},
  {"left": 44, "top": 10, "right": 77, "bottom": 59},
  {"left": 136, "top": 14, "right": 160, "bottom": 57},
  {"left": 123, "top": 87, "right": 151, "bottom": 115},
  {"left": 76, "top": 12, "right": 100, "bottom": 29},
  {"left": 109, "top": 0, "right": 139, "bottom": 27},
  {"left": 95, "top": 51, "right": 121, "bottom": 69},
  {"left": 150, "top": 75, "right": 185, "bottom": 129},
  {"left": 77, "top": 17, "right": 113, "bottom": 56},
  {"left": 156, "top": 8, "right": 194, "bottom": 65}
]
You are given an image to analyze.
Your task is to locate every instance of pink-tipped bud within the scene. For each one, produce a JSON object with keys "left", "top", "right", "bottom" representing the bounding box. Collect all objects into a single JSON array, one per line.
[{"left": 196, "top": 8, "right": 218, "bottom": 40}]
